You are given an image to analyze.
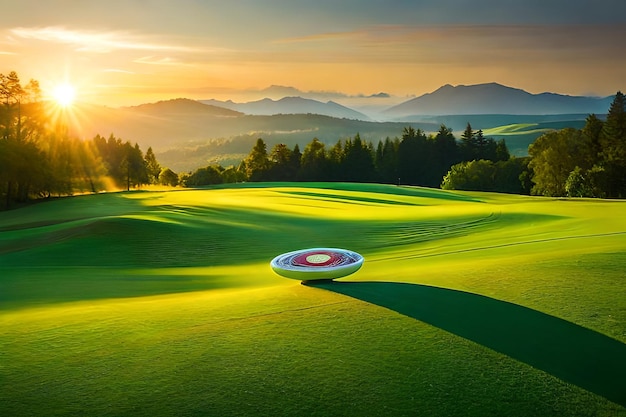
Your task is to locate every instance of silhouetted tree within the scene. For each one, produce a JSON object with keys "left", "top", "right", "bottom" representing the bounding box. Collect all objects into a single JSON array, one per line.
[
  {"left": 244, "top": 138, "right": 270, "bottom": 181},
  {"left": 375, "top": 137, "right": 399, "bottom": 184},
  {"left": 397, "top": 126, "right": 429, "bottom": 185},
  {"left": 342, "top": 134, "right": 375, "bottom": 182},
  {"left": 144, "top": 147, "right": 161, "bottom": 184},
  {"left": 122, "top": 143, "right": 148, "bottom": 190},
  {"left": 326, "top": 139, "right": 344, "bottom": 180},
  {"left": 460, "top": 122, "right": 476, "bottom": 160},
  {"left": 299, "top": 138, "right": 327, "bottom": 181},
  {"left": 268, "top": 143, "right": 294, "bottom": 181},
  {"left": 429, "top": 124, "right": 458, "bottom": 186},
  {"left": 599, "top": 92, "right": 626, "bottom": 197}
]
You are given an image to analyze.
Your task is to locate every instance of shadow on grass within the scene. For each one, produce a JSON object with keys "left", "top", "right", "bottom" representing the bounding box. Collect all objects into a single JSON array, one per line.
[{"left": 314, "top": 281, "right": 626, "bottom": 407}]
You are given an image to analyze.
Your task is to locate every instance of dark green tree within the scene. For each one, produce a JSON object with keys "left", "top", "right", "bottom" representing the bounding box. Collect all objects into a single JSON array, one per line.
[
  {"left": 244, "top": 138, "right": 270, "bottom": 181},
  {"left": 375, "top": 137, "right": 399, "bottom": 184},
  {"left": 159, "top": 168, "right": 179, "bottom": 186},
  {"left": 599, "top": 91, "right": 626, "bottom": 197},
  {"left": 494, "top": 139, "right": 510, "bottom": 162},
  {"left": 0, "top": 71, "right": 47, "bottom": 206},
  {"left": 582, "top": 114, "right": 604, "bottom": 158},
  {"left": 144, "top": 147, "right": 161, "bottom": 184},
  {"left": 429, "top": 124, "right": 458, "bottom": 187},
  {"left": 441, "top": 160, "right": 496, "bottom": 192},
  {"left": 184, "top": 165, "right": 223, "bottom": 186},
  {"left": 289, "top": 144, "right": 302, "bottom": 180},
  {"left": 326, "top": 139, "right": 345, "bottom": 180},
  {"left": 528, "top": 128, "right": 594, "bottom": 196},
  {"left": 342, "top": 133, "right": 375, "bottom": 182},
  {"left": 268, "top": 143, "right": 294, "bottom": 181},
  {"left": 299, "top": 138, "right": 327, "bottom": 181},
  {"left": 460, "top": 122, "right": 476, "bottom": 160},
  {"left": 397, "top": 126, "right": 429, "bottom": 185}
]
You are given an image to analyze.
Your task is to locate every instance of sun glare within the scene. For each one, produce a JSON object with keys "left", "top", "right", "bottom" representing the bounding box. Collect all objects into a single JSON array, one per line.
[{"left": 53, "top": 84, "right": 76, "bottom": 107}]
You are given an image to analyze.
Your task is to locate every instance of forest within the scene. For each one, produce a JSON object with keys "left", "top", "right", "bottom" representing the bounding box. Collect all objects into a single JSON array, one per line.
[
  {"left": 1, "top": 69, "right": 625, "bottom": 210},
  {"left": 0, "top": 72, "right": 161, "bottom": 209},
  {"left": 188, "top": 92, "right": 625, "bottom": 199}
]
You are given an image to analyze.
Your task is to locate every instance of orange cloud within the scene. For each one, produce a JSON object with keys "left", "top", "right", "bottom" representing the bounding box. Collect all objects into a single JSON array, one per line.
[{"left": 10, "top": 26, "right": 199, "bottom": 53}]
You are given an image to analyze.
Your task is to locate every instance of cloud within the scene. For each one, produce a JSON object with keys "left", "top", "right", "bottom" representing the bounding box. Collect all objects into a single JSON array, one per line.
[
  {"left": 268, "top": 24, "right": 626, "bottom": 65},
  {"left": 101, "top": 68, "right": 135, "bottom": 74},
  {"left": 10, "top": 26, "right": 199, "bottom": 53},
  {"left": 134, "top": 56, "right": 192, "bottom": 66}
]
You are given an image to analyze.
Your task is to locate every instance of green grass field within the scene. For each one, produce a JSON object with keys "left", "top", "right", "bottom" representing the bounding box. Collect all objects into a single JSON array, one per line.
[
  {"left": 1, "top": 183, "right": 625, "bottom": 416},
  {"left": 483, "top": 120, "right": 587, "bottom": 156}
]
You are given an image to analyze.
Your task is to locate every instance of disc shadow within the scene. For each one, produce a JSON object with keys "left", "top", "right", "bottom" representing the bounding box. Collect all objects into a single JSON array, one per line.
[{"left": 314, "top": 281, "right": 626, "bottom": 407}]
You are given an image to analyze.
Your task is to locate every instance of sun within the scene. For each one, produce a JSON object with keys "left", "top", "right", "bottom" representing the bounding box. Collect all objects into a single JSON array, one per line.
[{"left": 53, "top": 83, "right": 76, "bottom": 107}]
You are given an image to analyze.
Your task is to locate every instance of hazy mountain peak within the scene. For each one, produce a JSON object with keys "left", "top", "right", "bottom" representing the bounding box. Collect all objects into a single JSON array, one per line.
[
  {"left": 260, "top": 85, "right": 303, "bottom": 97},
  {"left": 128, "top": 98, "right": 242, "bottom": 116},
  {"left": 201, "top": 96, "right": 370, "bottom": 120},
  {"left": 385, "top": 83, "right": 612, "bottom": 116}
]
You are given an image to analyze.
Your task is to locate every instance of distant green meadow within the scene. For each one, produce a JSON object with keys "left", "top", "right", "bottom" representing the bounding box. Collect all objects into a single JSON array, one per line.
[
  {"left": 483, "top": 119, "right": 587, "bottom": 156},
  {"left": 1, "top": 183, "right": 625, "bottom": 416}
]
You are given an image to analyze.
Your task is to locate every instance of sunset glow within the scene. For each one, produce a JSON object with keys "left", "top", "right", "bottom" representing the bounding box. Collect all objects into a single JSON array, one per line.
[{"left": 1, "top": 1, "right": 624, "bottom": 106}]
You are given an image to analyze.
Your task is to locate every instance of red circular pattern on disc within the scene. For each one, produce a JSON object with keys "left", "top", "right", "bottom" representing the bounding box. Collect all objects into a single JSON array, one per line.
[
  {"left": 292, "top": 251, "right": 341, "bottom": 267},
  {"left": 270, "top": 247, "right": 364, "bottom": 280}
]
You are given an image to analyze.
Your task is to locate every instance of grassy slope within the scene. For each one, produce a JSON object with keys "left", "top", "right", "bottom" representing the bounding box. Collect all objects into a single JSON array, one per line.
[
  {"left": 483, "top": 120, "right": 587, "bottom": 156},
  {"left": 1, "top": 184, "right": 625, "bottom": 416}
]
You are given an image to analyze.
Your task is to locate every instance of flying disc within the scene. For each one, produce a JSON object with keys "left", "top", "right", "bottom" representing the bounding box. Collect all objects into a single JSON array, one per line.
[{"left": 270, "top": 248, "right": 364, "bottom": 281}]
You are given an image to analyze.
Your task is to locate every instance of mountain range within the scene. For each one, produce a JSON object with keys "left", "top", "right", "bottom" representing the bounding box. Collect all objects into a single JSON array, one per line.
[
  {"left": 60, "top": 82, "right": 617, "bottom": 172},
  {"left": 200, "top": 97, "right": 370, "bottom": 120},
  {"left": 205, "top": 82, "right": 614, "bottom": 120},
  {"left": 384, "top": 83, "right": 614, "bottom": 118}
]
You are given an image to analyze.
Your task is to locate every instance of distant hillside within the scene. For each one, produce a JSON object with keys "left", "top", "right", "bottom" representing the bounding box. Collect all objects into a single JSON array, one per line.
[
  {"left": 385, "top": 83, "right": 614, "bottom": 117},
  {"left": 201, "top": 97, "right": 370, "bottom": 121},
  {"left": 156, "top": 114, "right": 437, "bottom": 172},
  {"left": 127, "top": 98, "right": 242, "bottom": 117},
  {"left": 62, "top": 103, "right": 435, "bottom": 172},
  {"left": 63, "top": 88, "right": 608, "bottom": 172},
  {"left": 392, "top": 113, "right": 596, "bottom": 132}
]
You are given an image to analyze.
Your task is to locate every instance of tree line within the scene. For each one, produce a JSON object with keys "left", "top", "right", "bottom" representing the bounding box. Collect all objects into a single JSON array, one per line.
[
  {"left": 1, "top": 71, "right": 168, "bottom": 209},
  {"left": 185, "top": 91, "right": 624, "bottom": 199},
  {"left": 3, "top": 69, "right": 624, "bottom": 207},
  {"left": 184, "top": 124, "right": 519, "bottom": 189},
  {"left": 525, "top": 92, "right": 626, "bottom": 198}
]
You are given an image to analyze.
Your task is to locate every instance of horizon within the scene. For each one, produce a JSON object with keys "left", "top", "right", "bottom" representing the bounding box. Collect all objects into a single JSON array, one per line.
[
  {"left": 2, "top": 1, "right": 625, "bottom": 107},
  {"left": 35, "top": 81, "right": 620, "bottom": 111}
]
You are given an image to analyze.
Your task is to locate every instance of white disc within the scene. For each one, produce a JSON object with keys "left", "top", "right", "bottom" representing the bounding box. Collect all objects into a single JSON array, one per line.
[{"left": 270, "top": 248, "right": 364, "bottom": 281}]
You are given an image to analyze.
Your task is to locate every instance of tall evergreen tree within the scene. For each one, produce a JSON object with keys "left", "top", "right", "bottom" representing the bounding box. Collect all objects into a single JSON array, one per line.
[
  {"left": 299, "top": 138, "right": 327, "bottom": 181},
  {"left": 430, "top": 124, "right": 458, "bottom": 187},
  {"left": 583, "top": 114, "right": 604, "bottom": 159},
  {"left": 244, "top": 138, "right": 270, "bottom": 181},
  {"left": 460, "top": 122, "right": 476, "bottom": 160},
  {"left": 342, "top": 133, "right": 374, "bottom": 182},
  {"left": 397, "top": 126, "right": 428, "bottom": 185},
  {"left": 289, "top": 144, "right": 302, "bottom": 180},
  {"left": 600, "top": 91, "right": 626, "bottom": 157},
  {"left": 375, "top": 137, "right": 399, "bottom": 184},
  {"left": 599, "top": 91, "right": 626, "bottom": 197},
  {"left": 144, "top": 147, "right": 161, "bottom": 184},
  {"left": 268, "top": 143, "right": 293, "bottom": 181}
]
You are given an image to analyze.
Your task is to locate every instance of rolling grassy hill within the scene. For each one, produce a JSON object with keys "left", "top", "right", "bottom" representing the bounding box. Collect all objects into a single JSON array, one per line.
[
  {"left": 483, "top": 119, "right": 588, "bottom": 156},
  {"left": 1, "top": 184, "right": 625, "bottom": 416}
]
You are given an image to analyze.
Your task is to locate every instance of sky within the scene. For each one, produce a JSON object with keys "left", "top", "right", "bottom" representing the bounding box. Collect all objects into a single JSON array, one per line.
[{"left": 1, "top": 0, "right": 625, "bottom": 106}]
